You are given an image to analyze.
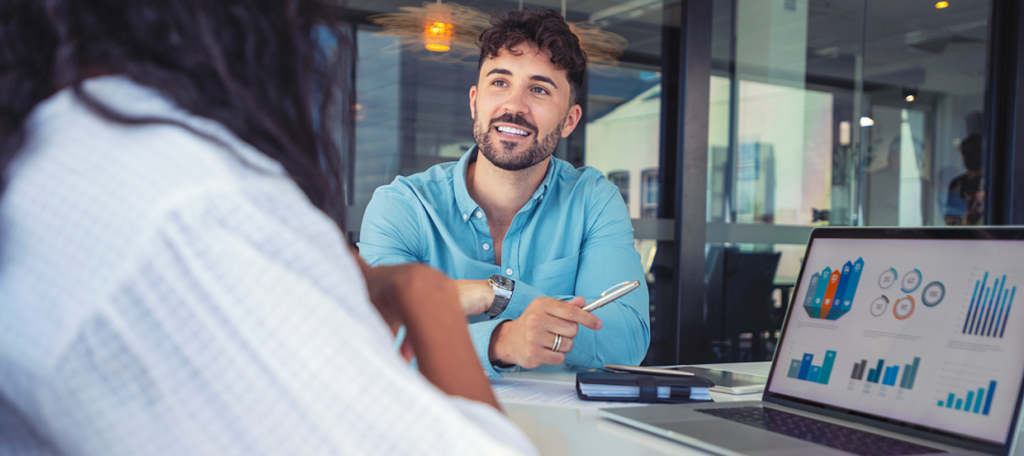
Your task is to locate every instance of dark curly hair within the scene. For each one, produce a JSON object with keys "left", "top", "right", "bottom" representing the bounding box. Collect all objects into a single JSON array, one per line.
[
  {"left": 0, "top": 0, "right": 351, "bottom": 227},
  {"left": 478, "top": 8, "right": 587, "bottom": 105}
]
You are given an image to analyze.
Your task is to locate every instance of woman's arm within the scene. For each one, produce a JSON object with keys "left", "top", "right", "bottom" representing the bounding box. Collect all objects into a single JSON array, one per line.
[{"left": 353, "top": 251, "right": 500, "bottom": 410}]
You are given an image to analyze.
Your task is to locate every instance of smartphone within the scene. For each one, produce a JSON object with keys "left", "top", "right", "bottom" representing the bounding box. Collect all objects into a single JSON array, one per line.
[
  {"left": 657, "top": 366, "right": 767, "bottom": 394},
  {"left": 582, "top": 280, "right": 640, "bottom": 312}
]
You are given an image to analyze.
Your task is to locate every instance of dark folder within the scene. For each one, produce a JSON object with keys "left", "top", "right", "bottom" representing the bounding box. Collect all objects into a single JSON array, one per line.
[{"left": 576, "top": 372, "right": 715, "bottom": 404}]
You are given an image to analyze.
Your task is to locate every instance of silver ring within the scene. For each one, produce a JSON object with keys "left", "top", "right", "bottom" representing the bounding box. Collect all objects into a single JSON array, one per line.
[{"left": 551, "top": 334, "right": 562, "bottom": 352}]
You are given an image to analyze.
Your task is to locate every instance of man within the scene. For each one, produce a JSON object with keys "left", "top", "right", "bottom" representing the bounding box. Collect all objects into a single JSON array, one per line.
[{"left": 359, "top": 8, "right": 650, "bottom": 377}]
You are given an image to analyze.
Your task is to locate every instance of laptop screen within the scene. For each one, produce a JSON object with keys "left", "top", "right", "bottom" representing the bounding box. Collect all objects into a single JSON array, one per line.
[{"left": 767, "top": 231, "right": 1024, "bottom": 446}]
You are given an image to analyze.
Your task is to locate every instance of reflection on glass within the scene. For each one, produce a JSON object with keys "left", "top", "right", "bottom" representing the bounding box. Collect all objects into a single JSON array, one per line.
[
  {"left": 607, "top": 171, "right": 630, "bottom": 206},
  {"left": 582, "top": 66, "right": 662, "bottom": 278},
  {"left": 584, "top": 68, "right": 661, "bottom": 220},
  {"left": 944, "top": 133, "right": 983, "bottom": 225},
  {"left": 708, "top": 0, "right": 990, "bottom": 232},
  {"left": 704, "top": 0, "right": 992, "bottom": 361}
]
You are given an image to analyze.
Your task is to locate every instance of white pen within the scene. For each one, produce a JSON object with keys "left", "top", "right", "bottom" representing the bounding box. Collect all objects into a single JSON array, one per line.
[{"left": 582, "top": 280, "right": 641, "bottom": 312}]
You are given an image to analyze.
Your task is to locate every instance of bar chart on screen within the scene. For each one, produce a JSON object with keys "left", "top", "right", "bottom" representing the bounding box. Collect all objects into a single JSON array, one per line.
[
  {"left": 934, "top": 362, "right": 1002, "bottom": 417},
  {"left": 960, "top": 271, "right": 1016, "bottom": 339},
  {"left": 850, "top": 356, "right": 922, "bottom": 388},
  {"left": 848, "top": 355, "right": 922, "bottom": 399},
  {"left": 937, "top": 381, "right": 997, "bottom": 416},
  {"left": 802, "top": 258, "right": 863, "bottom": 321},
  {"left": 786, "top": 349, "right": 838, "bottom": 385}
]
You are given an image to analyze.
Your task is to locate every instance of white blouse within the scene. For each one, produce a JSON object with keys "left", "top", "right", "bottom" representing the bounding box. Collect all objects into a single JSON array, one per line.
[{"left": 0, "top": 76, "right": 534, "bottom": 456}]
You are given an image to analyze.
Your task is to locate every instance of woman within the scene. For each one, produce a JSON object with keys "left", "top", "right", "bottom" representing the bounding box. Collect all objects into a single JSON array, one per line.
[{"left": 0, "top": 1, "right": 534, "bottom": 454}]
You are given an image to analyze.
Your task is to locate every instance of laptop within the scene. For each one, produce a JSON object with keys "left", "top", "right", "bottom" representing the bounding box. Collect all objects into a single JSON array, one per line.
[{"left": 601, "top": 227, "right": 1024, "bottom": 456}]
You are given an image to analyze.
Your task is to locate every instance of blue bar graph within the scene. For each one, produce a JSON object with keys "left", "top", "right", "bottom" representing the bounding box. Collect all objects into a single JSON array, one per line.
[
  {"left": 798, "top": 354, "right": 813, "bottom": 380},
  {"left": 787, "top": 350, "right": 837, "bottom": 385},
  {"left": 937, "top": 380, "right": 997, "bottom": 416},
  {"left": 808, "top": 366, "right": 821, "bottom": 383},
  {"left": 861, "top": 357, "right": 921, "bottom": 389},
  {"left": 867, "top": 359, "right": 885, "bottom": 383},
  {"left": 963, "top": 272, "right": 1015, "bottom": 338},
  {"left": 882, "top": 365, "right": 900, "bottom": 386},
  {"left": 984, "top": 381, "right": 996, "bottom": 415}
]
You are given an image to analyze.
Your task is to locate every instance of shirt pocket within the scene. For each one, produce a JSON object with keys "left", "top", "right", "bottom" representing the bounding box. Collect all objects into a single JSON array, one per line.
[{"left": 530, "top": 250, "right": 580, "bottom": 295}]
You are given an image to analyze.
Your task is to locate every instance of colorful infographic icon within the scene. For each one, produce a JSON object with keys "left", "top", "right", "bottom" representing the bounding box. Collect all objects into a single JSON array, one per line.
[
  {"left": 803, "top": 258, "right": 864, "bottom": 320},
  {"left": 894, "top": 296, "right": 916, "bottom": 320},
  {"left": 922, "top": 282, "right": 945, "bottom": 307},
  {"left": 786, "top": 350, "right": 837, "bottom": 385},
  {"left": 879, "top": 268, "right": 897, "bottom": 289},
  {"left": 902, "top": 269, "right": 922, "bottom": 293},
  {"left": 870, "top": 296, "right": 889, "bottom": 316}
]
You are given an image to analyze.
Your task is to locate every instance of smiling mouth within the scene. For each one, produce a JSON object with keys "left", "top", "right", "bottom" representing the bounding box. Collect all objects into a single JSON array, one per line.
[{"left": 495, "top": 125, "right": 532, "bottom": 138}]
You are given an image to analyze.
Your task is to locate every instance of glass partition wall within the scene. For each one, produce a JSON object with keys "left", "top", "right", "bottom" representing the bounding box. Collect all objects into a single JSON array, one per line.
[
  {"left": 341, "top": 0, "right": 995, "bottom": 365},
  {"left": 705, "top": 0, "right": 992, "bottom": 362}
]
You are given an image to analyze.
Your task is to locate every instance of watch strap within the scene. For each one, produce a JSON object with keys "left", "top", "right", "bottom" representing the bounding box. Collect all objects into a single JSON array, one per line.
[{"left": 486, "top": 275, "right": 514, "bottom": 317}]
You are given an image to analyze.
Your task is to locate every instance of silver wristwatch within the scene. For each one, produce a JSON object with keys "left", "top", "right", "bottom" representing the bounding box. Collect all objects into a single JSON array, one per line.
[{"left": 486, "top": 275, "right": 515, "bottom": 317}]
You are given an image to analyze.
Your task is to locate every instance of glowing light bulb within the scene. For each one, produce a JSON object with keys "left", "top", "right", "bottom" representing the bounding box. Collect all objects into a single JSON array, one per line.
[
  {"left": 424, "top": 21, "right": 452, "bottom": 52},
  {"left": 905, "top": 95, "right": 915, "bottom": 102},
  {"left": 935, "top": 1, "right": 949, "bottom": 9}
]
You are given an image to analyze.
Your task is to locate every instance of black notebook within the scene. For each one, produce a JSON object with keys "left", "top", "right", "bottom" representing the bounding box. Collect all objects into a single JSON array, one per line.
[{"left": 576, "top": 372, "right": 715, "bottom": 403}]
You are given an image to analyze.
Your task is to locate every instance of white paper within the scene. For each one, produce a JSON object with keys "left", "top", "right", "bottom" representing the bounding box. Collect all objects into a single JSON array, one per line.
[{"left": 491, "top": 378, "right": 652, "bottom": 409}]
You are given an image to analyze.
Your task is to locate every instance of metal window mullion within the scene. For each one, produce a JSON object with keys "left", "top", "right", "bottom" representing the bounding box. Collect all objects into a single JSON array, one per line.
[{"left": 674, "top": 0, "right": 713, "bottom": 363}]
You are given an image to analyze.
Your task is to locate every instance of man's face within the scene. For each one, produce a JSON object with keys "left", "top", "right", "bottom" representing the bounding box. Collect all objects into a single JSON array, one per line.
[{"left": 470, "top": 43, "right": 582, "bottom": 171}]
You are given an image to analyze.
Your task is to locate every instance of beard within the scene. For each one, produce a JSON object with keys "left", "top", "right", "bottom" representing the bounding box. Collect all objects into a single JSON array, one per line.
[{"left": 473, "top": 111, "right": 567, "bottom": 172}]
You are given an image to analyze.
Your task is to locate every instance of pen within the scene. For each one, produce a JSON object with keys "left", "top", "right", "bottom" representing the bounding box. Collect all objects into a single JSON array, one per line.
[
  {"left": 605, "top": 364, "right": 696, "bottom": 377},
  {"left": 582, "top": 280, "right": 641, "bottom": 312}
]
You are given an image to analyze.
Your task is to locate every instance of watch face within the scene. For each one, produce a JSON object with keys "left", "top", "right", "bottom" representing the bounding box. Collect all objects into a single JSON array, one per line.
[
  {"left": 487, "top": 275, "right": 514, "bottom": 317},
  {"left": 491, "top": 275, "right": 514, "bottom": 290}
]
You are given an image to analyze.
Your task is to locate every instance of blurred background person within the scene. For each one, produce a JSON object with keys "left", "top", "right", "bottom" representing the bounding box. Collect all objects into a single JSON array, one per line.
[{"left": 944, "top": 133, "right": 984, "bottom": 226}]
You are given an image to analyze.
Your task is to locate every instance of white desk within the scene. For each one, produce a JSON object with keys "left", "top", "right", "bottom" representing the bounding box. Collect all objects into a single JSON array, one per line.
[
  {"left": 500, "top": 363, "right": 770, "bottom": 456},
  {"left": 501, "top": 363, "right": 1024, "bottom": 456}
]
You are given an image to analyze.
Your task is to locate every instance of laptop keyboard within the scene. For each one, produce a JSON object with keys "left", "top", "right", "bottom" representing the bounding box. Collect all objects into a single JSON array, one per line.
[{"left": 695, "top": 406, "right": 945, "bottom": 456}]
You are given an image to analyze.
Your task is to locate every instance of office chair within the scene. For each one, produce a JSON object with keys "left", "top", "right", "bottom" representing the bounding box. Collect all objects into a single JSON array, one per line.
[{"left": 705, "top": 247, "right": 781, "bottom": 362}]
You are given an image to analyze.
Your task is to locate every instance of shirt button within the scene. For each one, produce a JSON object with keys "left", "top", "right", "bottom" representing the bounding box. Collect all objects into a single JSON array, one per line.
[
  {"left": 462, "top": 214, "right": 468, "bottom": 221},
  {"left": 476, "top": 211, "right": 483, "bottom": 218},
  {"left": 505, "top": 268, "right": 513, "bottom": 276},
  {"left": 482, "top": 243, "right": 490, "bottom": 251}
]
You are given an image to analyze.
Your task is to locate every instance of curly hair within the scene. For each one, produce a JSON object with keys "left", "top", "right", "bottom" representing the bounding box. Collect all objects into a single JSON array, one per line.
[
  {"left": 0, "top": 0, "right": 352, "bottom": 227},
  {"left": 477, "top": 8, "right": 587, "bottom": 105}
]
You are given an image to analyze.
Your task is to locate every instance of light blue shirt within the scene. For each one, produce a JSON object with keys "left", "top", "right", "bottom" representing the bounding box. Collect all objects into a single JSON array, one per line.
[{"left": 358, "top": 147, "right": 650, "bottom": 377}]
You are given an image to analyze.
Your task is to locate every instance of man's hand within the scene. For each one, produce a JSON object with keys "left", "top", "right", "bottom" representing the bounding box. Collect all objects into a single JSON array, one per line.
[
  {"left": 488, "top": 297, "right": 602, "bottom": 369},
  {"left": 454, "top": 279, "right": 495, "bottom": 316}
]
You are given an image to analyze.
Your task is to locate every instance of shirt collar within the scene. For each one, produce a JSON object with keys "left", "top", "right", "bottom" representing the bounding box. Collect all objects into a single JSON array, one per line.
[
  {"left": 453, "top": 146, "right": 482, "bottom": 222},
  {"left": 453, "top": 145, "right": 555, "bottom": 223}
]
